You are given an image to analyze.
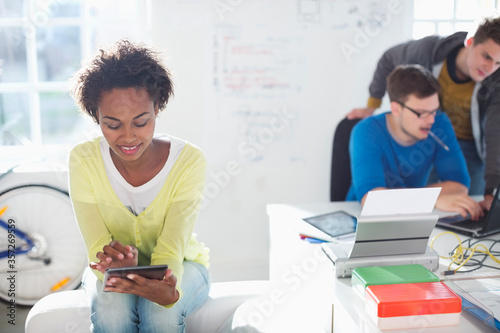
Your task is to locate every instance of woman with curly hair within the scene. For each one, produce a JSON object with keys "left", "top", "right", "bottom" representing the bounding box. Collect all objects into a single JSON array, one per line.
[{"left": 69, "top": 39, "right": 210, "bottom": 332}]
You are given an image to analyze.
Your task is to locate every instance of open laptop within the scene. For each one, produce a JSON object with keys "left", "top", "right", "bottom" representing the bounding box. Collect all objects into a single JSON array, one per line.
[{"left": 436, "top": 185, "right": 500, "bottom": 238}]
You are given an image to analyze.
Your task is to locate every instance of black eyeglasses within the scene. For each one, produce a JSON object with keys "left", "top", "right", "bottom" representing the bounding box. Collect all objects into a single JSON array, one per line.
[{"left": 397, "top": 101, "right": 440, "bottom": 119}]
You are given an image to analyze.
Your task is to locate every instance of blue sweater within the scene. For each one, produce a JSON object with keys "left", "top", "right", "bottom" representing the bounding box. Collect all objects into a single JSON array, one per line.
[{"left": 346, "top": 112, "right": 470, "bottom": 201}]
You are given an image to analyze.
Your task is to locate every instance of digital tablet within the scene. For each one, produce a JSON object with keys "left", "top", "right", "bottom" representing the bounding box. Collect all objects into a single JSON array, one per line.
[
  {"left": 302, "top": 210, "right": 357, "bottom": 238},
  {"left": 103, "top": 265, "right": 168, "bottom": 290}
]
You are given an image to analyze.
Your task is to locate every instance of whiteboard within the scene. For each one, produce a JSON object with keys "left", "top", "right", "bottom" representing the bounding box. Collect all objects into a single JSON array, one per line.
[{"left": 149, "top": 0, "right": 413, "bottom": 281}]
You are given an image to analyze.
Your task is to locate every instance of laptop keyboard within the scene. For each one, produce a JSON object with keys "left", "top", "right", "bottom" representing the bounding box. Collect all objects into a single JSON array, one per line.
[{"left": 450, "top": 218, "right": 484, "bottom": 230}]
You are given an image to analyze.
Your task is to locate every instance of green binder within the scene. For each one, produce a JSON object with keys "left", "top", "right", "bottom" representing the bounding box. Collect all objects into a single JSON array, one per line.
[{"left": 351, "top": 264, "right": 440, "bottom": 298}]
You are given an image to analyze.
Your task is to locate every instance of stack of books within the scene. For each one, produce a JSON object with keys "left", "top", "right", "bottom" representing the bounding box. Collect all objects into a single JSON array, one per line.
[{"left": 352, "top": 264, "right": 462, "bottom": 330}]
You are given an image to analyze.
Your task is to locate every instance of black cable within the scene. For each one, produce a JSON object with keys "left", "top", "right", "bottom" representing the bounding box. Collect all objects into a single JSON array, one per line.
[{"left": 445, "top": 236, "right": 500, "bottom": 272}]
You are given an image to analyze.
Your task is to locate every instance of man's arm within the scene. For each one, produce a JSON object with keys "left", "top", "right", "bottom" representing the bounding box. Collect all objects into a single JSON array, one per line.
[
  {"left": 347, "top": 36, "right": 442, "bottom": 119},
  {"left": 430, "top": 115, "right": 483, "bottom": 218},
  {"left": 349, "top": 117, "right": 392, "bottom": 201},
  {"left": 369, "top": 35, "right": 441, "bottom": 100}
]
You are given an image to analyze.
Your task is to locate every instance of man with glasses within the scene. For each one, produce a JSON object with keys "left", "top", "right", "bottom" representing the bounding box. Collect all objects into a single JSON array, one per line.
[
  {"left": 347, "top": 16, "right": 500, "bottom": 202},
  {"left": 346, "top": 65, "right": 484, "bottom": 220}
]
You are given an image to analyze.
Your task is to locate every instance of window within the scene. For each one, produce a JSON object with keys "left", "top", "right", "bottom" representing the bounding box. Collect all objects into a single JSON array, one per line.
[
  {"left": 0, "top": 0, "right": 149, "bottom": 153},
  {"left": 413, "top": 0, "right": 499, "bottom": 39}
]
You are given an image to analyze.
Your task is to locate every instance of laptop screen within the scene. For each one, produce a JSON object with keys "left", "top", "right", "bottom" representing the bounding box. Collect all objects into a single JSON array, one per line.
[
  {"left": 436, "top": 185, "right": 500, "bottom": 237},
  {"left": 482, "top": 187, "right": 500, "bottom": 233}
]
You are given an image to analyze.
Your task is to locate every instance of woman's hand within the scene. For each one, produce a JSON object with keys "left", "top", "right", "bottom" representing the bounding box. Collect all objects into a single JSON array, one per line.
[
  {"left": 104, "top": 268, "right": 180, "bottom": 306},
  {"left": 90, "top": 241, "right": 138, "bottom": 274}
]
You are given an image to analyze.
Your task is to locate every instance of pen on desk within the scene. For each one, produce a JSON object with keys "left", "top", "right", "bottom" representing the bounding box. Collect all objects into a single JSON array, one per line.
[
  {"left": 303, "top": 237, "right": 328, "bottom": 244},
  {"left": 428, "top": 130, "right": 450, "bottom": 151},
  {"left": 299, "top": 234, "right": 329, "bottom": 243}
]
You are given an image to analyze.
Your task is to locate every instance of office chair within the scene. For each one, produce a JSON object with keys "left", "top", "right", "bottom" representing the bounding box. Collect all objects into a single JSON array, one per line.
[{"left": 330, "top": 117, "right": 361, "bottom": 201}]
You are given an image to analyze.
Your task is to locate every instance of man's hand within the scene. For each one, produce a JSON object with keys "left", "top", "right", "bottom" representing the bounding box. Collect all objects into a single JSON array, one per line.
[
  {"left": 435, "top": 193, "right": 484, "bottom": 220},
  {"left": 90, "top": 241, "right": 138, "bottom": 274},
  {"left": 479, "top": 194, "right": 494, "bottom": 212},
  {"left": 346, "top": 107, "right": 376, "bottom": 120},
  {"left": 104, "top": 268, "right": 179, "bottom": 306}
]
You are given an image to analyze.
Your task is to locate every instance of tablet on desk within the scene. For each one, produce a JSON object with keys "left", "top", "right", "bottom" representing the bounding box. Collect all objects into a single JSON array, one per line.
[{"left": 302, "top": 210, "right": 357, "bottom": 239}]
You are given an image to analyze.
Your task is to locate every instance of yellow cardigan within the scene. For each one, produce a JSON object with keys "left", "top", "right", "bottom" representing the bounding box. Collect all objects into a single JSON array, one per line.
[{"left": 69, "top": 137, "right": 209, "bottom": 303}]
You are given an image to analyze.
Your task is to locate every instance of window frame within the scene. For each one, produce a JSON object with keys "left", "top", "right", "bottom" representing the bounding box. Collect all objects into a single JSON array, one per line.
[
  {"left": 412, "top": 0, "right": 500, "bottom": 39},
  {"left": 0, "top": 0, "right": 150, "bottom": 159}
]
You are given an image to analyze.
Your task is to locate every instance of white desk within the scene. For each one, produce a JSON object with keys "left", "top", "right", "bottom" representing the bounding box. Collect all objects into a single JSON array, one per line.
[{"left": 266, "top": 202, "right": 500, "bottom": 333}]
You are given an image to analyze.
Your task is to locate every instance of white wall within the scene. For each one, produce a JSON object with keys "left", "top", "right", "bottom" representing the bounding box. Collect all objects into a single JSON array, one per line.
[{"left": 147, "top": 0, "right": 414, "bottom": 282}]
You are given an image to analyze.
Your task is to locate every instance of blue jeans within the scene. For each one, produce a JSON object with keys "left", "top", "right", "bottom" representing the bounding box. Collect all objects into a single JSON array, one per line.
[
  {"left": 427, "top": 139, "right": 485, "bottom": 195},
  {"left": 82, "top": 261, "right": 210, "bottom": 333}
]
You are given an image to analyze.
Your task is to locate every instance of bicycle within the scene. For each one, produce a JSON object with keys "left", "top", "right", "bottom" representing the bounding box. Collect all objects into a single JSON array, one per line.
[{"left": 0, "top": 168, "right": 87, "bottom": 306}]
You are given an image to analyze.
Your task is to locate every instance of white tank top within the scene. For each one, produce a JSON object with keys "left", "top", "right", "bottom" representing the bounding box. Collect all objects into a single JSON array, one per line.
[{"left": 100, "top": 134, "right": 185, "bottom": 216}]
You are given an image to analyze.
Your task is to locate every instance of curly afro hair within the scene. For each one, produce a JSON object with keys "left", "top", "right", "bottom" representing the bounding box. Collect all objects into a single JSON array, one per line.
[{"left": 71, "top": 39, "right": 174, "bottom": 123}]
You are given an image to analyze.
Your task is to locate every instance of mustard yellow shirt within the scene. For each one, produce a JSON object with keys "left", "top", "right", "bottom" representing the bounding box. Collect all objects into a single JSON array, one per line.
[
  {"left": 438, "top": 58, "right": 475, "bottom": 140},
  {"left": 69, "top": 137, "right": 209, "bottom": 303}
]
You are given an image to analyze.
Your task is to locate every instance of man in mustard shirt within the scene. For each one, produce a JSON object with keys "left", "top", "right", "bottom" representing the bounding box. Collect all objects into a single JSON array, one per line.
[{"left": 348, "top": 16, "right": 500, "bottom": 208}]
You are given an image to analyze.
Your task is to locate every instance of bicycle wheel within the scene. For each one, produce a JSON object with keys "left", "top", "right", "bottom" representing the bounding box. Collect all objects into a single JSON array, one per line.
[{"left": 0, "top": 185, "right": 87, "bottom": 305}]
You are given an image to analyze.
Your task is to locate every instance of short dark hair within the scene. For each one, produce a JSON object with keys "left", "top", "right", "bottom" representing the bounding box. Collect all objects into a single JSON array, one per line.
[
  {"left": 386, "top": 64, "right": 440, "bottom": 103},
  {"left": 71, "top": 39, "right": 174, "bottom": 123},
  {"left": 473, "top": 16, "right": 500, "bottom": 46}
]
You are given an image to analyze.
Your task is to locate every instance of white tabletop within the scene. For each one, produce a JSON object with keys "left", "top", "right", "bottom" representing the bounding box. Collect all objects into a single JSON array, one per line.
[{"left": 264, "top": 201, "right": 500, "bottom": 333}]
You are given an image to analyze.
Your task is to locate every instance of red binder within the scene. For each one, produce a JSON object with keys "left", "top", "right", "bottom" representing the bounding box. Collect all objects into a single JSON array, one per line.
[{"left": 365, "top": 282, "right": 462, "bottom": 330}]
